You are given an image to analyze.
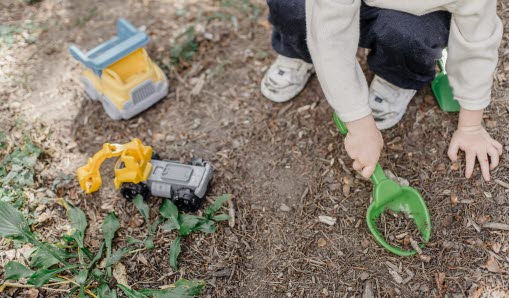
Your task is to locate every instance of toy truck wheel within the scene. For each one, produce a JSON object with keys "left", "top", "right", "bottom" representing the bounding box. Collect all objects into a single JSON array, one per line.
[
  {"left": 120, "top": 182, "right": 150, "bottom": 201},
  {"left": 151, "top": 152, "right": 161, "bottom": 160},
  {"left": 189, "top": 158, "right": 205, "bottom": 167},
  {"left": 172, "top": 188, "right": 202, "bottom": 212}
]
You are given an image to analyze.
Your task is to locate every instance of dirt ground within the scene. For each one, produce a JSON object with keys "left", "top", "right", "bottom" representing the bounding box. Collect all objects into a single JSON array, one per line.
[{"left": 1, "top": 0, "right": 509, "bottom": 297}]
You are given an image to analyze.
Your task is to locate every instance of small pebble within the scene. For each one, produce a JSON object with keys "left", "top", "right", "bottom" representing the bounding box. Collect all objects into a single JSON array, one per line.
[{"left": 280, "top": 203, "right": 291, "bottom": 212}]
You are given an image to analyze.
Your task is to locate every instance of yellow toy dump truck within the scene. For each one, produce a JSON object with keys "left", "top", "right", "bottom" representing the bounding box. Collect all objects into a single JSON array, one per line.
[
  {"left": 69, "top": 19, "right": 168, "bottom": 120},
  {"left": 77, "top": 139, "right": 213, "bottom": 211}
]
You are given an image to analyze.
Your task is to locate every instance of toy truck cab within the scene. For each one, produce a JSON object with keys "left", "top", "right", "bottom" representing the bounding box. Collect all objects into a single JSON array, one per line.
[{"left": 69, "top": 19, "right": 168, "bottom": 120}]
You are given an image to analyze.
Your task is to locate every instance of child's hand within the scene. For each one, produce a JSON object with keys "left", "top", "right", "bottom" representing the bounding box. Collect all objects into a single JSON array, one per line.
[
  {"left": 447, "top": 108, "right": 503, "bottom": 181},
  {"left": 344, "top": 115, "right": 383, "bottom": 179}
]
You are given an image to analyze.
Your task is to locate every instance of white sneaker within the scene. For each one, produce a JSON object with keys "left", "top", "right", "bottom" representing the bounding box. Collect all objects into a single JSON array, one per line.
[
  {"left": 369, "top": 75, "right": 417, "bottom": 130},
  {"left": 261, "top": 55, "right": 314, "bottom": 103}
]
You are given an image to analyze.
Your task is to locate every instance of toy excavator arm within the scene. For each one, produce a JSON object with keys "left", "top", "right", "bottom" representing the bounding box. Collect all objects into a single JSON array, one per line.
[{"left": 77, "top": 139, "right": 152, "bottom": 194}]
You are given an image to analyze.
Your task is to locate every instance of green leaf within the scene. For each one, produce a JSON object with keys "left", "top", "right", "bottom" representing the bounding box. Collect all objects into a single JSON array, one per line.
[
  {"left": 133, "top": 195, "right": 149, "bottom": 221},
  {"left": 169, "top": 236, "right": 181, "bottom": 271},
  {"left": 4, "top": 261, "right": 34, "bottom": 280},
  {"left": 76, "top": 269, "right": 88, "bottom": 284},
  {"left": 161, "top": 220, "right": 180, "bottom": 232},
  {"left": 159, "top": 200, "right": 179, "bottom": 220},
  {"left": 144, "top": 238, "right": 155, "bottom": 250},
  {"left": 65, "top": 287, "right": 79, "bottom": 298},
  {"left": 196, "top": 220, "right": 216, "bottom": 234},
  {"left": 102, "top": 213, "right": 120, "bottom": 251},
  {"left": 151, "top": 217, "right": 164, "bottom": 234},
  {"left": 178, "top": 214, "right": 203, "bottom": 236},
  {"left": 92, "top": 268, "right": 104, "bottom": 278},
  {"left": 97, "top": 283, "right": 118, "bottom": 298},
  {"left": 127, "top": 237, "right": 143, "bottom": 245},
  {"left": 30, "top": 245, "right": 68, "bottom": 269},
  {"left": 211, "top": 213, "right": 230, "bottom": 222},
  {"left": 106, "top": 247, "right": 131, "bottom": 267},
  {"left": 61, "top": 200, "right": 87, "bottom": 248},
  {"left": 88, "top": 242, "right": 105, "bottom": 269},
  {"left": 102, "top": 213, "right": 119, "bottom": 276},
  {"left": 116, "top": 284, "right": 147, "bottom": 298},
  {"left": 139, "top": 279, "right": 205, "bottom": 298},
  {"left": 203, "top": 194, "right": 230, "bottom": 218},
  {"left": 0, "top": 201, "right": 30, "bottom": 239},
  {"left": 27, "top": 264, "right": 79, "bottom": 287}
]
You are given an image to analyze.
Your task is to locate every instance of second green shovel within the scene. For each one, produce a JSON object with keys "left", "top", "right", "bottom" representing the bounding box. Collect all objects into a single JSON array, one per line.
[{"left": 333, "top": 113, "right": 431, "bottom": 256}]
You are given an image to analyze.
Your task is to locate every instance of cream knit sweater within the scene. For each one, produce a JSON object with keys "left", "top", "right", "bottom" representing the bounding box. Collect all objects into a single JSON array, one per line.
[{"left": 306, "top": 0, "right": 503, "bottom": 122}]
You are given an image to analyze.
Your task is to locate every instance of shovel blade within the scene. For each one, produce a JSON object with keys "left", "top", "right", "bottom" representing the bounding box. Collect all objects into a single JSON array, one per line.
[
  {"left": 431, "top": 73, "right": 460, "bottom": 112},
  {"left": 367, "top": 181, "right": 431, "bottom": 256}
]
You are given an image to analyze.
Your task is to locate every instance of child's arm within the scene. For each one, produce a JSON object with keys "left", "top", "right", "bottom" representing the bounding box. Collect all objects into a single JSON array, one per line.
[
  {"left": 446, "top": 0, "right": 503, "bottom": 181},
  {"left": 448, "top": 109, "right": 503, "bottom": 181},
  {"left": 306, "top": 0, "right": 382, "bottom": 178},
  {"left": 306, "top": 0, "right": 370, "bottom": 122}
]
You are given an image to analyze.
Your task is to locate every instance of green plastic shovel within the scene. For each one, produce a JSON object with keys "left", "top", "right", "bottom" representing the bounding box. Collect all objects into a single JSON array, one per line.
[
  {"left": 333, "top": 113, "right": 431, "bottom": 256},
  {"left": 431, "top": 49, "right": 460, "bottom": 112}
]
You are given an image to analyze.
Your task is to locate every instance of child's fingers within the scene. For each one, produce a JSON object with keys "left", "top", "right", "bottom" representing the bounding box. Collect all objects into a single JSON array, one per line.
[
  {"left": 488, "top": 146, "right": 500, "bottom": 170},
  {"left": 352, "top": 160, "right": 363, "bottom": 171},
  {"left": 477, "top": 151, "right": 491, "bottom": 181},
  {"left": 465, "top": 151, "right": 476, "bottom": 178},
  {"left": 447, "top": 141, "right": 459, "bottom": 161},
  {"left": 360, "top": 164, "right": 376, "bottom": 179},
  {"left": 492, "top": 140, "right": 504, "bottom": 155}
]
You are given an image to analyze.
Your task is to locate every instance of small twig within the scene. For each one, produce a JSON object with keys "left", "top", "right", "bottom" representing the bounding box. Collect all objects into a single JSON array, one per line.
[
  {"left": 45, "top": 280, "right": 75, "bottom": 287},
  {"left": 410, "top": 238, "right": 422, "bottom": 254},
  {"left": 171, "top": 68, "right": 189, "bottom": 87},
  {"left": 228, "top": 195, "right": 235, "bottom": 228},
  {"left": 41, "top": 287, "right": 71, "bottom": 293},
  {"left": 85, "top": 289, "right": 98, "bottom": 298},
  {"left": 1, "top": 282, "right": 34, "bottom": 289},
  {"left": 483, "top": 222, "right": 509, "bottom": 231},
  {"left": 126, "top": 248, "right": 147, "bottom": 256},
  {"left": 494, "top": 179, "right": 509, "bottom": 189},
  {"left": 55, "top": 275, "right": 80, "bottom": 287}
]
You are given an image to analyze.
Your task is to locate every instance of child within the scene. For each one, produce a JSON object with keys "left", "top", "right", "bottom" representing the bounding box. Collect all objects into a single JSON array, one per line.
[{"left": 262, "top": 0, "right": 504, "bottom": 181}]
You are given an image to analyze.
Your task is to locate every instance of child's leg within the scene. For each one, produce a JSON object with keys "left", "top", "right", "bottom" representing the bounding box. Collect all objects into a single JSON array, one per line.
[
  {"left": 359, "top": 4, "right": 451, "bottom": 90},
  {"left": 262, "top": 0, "right": 314, "bottom": 103},
  {"left": 358, "top": 4, "right": 451, "bottom": 129},
  {"left": 267, "top": 0, "right": 311, "bottom": 63}
]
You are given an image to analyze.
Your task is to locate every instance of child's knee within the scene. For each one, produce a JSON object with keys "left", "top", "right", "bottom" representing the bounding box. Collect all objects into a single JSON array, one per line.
[
  {"left": 373, "top": 11, "right": 448, "bottom": 68},
  {"left": 267, "top": 0, "right": 306, "bottom": 28}
]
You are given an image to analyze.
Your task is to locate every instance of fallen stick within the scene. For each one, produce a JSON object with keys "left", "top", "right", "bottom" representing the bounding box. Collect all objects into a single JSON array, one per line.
[
  {"left": 482, "top": 222, "right": 509, "bottom": 231},
  {"left": 494, "top": 179, "right": 509, "bottom": 189},
  {"left": 228, "top": 195, "right": 235, "bottom": 228}
]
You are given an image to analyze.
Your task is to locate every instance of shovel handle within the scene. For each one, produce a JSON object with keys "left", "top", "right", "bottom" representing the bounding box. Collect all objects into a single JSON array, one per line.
[{"left": 333, "top": 113, "right": 388, "bottom": 185}]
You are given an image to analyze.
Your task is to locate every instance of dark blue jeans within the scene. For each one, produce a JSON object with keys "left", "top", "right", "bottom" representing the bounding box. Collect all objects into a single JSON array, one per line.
[{"left": 267, "top": 0, "right": 451, "bottom": 90}]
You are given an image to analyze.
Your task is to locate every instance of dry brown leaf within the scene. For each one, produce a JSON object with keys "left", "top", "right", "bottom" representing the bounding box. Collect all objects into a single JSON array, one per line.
[
  {"left": 470, "top": 287, "right": 484, "bottom": 298},
  {"left": 113, "top": 262, "right": 129, "bottom": 286},
  {"left": 317, "top": 238, "right": 327, "bottom": 247},
  {"left": 435, "top": 272, "right": 446, "bottom": 297},
  {"left": 484, "top": 256, "right": 501, "bottom": 273},
  {"left": 492, "top": 243, "right": 502, "bottom": 254},
  {"left": 450, "top": 162, "right": 460, "bottom": 171},
  {"left": 26, "top": 289, "right": 39, "bottom": 298},
  {"left": 450, "top": 194, "right": 459, "bottom": 206}
]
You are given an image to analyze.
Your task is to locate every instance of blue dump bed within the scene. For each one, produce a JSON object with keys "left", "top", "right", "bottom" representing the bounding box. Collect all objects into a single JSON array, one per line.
[{"left": 69, "top": 19, "right": 149, "bottom": 77}]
